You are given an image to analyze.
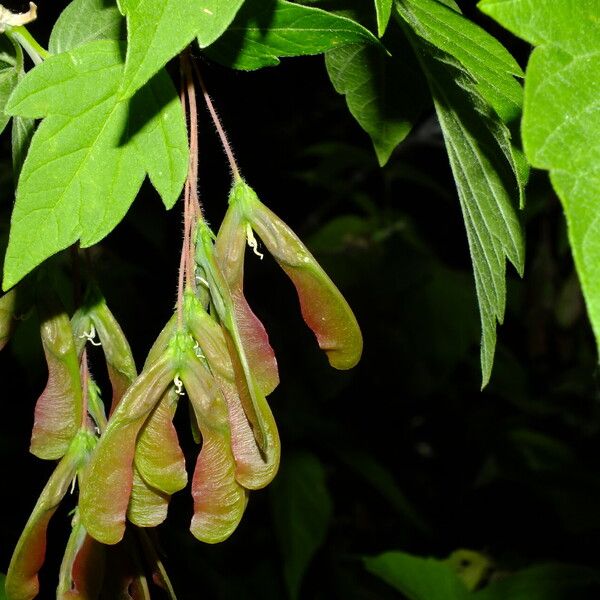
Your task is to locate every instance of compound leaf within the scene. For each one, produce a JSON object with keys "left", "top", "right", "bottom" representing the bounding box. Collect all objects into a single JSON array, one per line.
[
  {"left": 375, "top": 0, "right": 392, "bottom": 37},
  {"left": 49, "top": 0, "right": 126, "bottom": 54},
  {"left": 3, "top": 40, "right": 187, "bottom": 289},
  {"left": 396, "top": 0, "right": 526, "bottom": 386},
  {"left": 118, "top": 0, "right": 245, "bottom": 97},
  {"left": 206, "top": 0, "right": 380, "bottom": 70},
  {"left": 398, "top": 0, "right": 523, "bottom": 123},
  {"left": 478, "top": 0, "right": 600, "bottom": 372},
  {"left": 326, "top": 31, "right": 429, "bottom": 166}
]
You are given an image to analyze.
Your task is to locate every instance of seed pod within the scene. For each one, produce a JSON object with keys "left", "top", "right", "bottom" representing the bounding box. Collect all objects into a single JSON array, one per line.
[
  {"left": 181, "top": 351, "right": 247, "bottom": 544},
  {"left": 5, "top": 433, "right": 93, "bottom": 600},
  {"left": 215, "top": 201, "right": 279, "bottom": 395},
  {"left": 79, "top": 351, "right": 176, "bottom": 545},
  {"left": 31, "top": 297, "right": 83, "bottom": 460},
  {"left": 134, "top": 387, "right": 187, "bottom": 495},
  {"left": 195, "top": 224, "right": 274, "bottom": 456},
  {"left": 234, "top": 180, "right": 363, "bottom": 370},
  {"left": 186, "top": 291, "right": 280, "bottom": 489},
  {"left": 57, "top": 513, "right": 105, "bottom": 600}
]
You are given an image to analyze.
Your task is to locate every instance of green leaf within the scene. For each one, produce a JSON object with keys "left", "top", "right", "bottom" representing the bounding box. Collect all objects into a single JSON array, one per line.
[
  {"left": 395, "top": 1, "right": 526, "bottom": 386},
  {"left": 478, "top": 0, "right": 600, "bottom": 372},
  {"left": 49, "top": 0, "right": 126, "bottom": 54},
  {"left": 129, "top": 68, "right": 189, "bottom": 209},
  {"left": 11, "top": 115, "right": 34, "bottom": 181},
  {"left": 3, "top": 40, "right": 187, "bottom": 289},
  {"left": 206, "top": 0, "right": 380, "bottom": 71},
  {"left": 270, "top": 452, "right": 333, "bottom": 600},
  {"left": 364, "top": 551, "right": 470, "bottom": 600},
  {"left": 375, "top": 0, "right": 392, "bottom": 37},
  {"left": 325, "top": 31, "right": 428, "bottom": 166},
  {"left": 118, "top": 0, "right": 245, "bottom": 98}
]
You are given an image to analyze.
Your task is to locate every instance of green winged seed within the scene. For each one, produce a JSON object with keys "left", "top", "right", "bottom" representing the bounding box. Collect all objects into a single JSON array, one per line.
[
  {"left": 185, "top": 291, "right": 280, "bottom": 489},
  {"left": 233, "top": 180, "right": 363, "bottom": 370},
  {"left": 215, "top": 200, "right": 280, "bottom": 396},
  {"left": 181, "top": 351, "right": 247, "bottom": 544},
  {"left": 31, "top": 301, "right": 84, "bottom": 460},
  {"left": 79, "top": 351, "right": 176, "bottom": 545},
  {"left": 57, "top": 512, "right": 105, "bottom": 600},
  {"left": 6, "top": 433, "right": 95, "bottom": 600},
  {"left": 195, "top": 224, "right": 268, "bottom": 447},
  {"left": 134, "top": 387, "right": 187, "bottom": 494},
  {"left": 144, "top": 313, "right": 177, "bottom": 370},
  {"left": 194, "top": 229, "right": 280, "bottom": 468},
  {"left": 127, "top": 467, "right": 170, "bottom": 528}
]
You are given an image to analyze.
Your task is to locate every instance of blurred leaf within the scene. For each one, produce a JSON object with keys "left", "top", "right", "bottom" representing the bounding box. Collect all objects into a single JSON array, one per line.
[
  {"left": 364, "top": 551, "right": 470, "bottom": 599},
  {"left": 271, "top": 451, "right": 333, "bottom": 600},
  {"left": 445, "top": 550, "right": 493, "bottom": 591},
  {"left": 477, "top": 565, "right": 600, "bottom": 599},
  {"left": 335, "top": 449, "right": 431, "bottom": 534}
]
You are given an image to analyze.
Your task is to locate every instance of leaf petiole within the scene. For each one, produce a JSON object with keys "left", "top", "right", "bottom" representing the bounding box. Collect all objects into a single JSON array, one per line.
[{"left": 7, "top": 25, "right": 49, "bottom": 65}]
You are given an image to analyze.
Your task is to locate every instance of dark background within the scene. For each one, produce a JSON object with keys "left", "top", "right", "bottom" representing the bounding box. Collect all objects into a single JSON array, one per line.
[{"left": 2, "top": 1, "right": 600, "bottom": 598}]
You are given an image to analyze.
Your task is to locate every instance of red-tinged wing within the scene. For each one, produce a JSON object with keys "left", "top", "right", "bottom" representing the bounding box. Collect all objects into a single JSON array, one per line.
[
  {"left": 239, "top": 182, "right": 363, "bottom": 370},
  {"left": 6, "top": 450, "right": 80, "bottom": 600},
  {"left": 31, "top": 304, "right": 83, "bottom": 460},
  {"left": 58, "top": 517, "right": 105, "bottom": 600},
  {"left": 185, "top": 294, "right": 280, "bottom": 489},
  {"left": 181, "top": 353, "right": 247, "bottom": 543},
  {"left": 79, "top": 353, "right": 175, "bottom": 545}
]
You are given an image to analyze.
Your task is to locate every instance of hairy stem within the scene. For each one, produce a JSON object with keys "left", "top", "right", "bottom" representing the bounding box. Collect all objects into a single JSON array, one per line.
[
  {"left": 191, "top": 60, "right": 241, "bottom": 181},
  {"left": 80, "top": 348, "right": 89, "bottom": 430}
]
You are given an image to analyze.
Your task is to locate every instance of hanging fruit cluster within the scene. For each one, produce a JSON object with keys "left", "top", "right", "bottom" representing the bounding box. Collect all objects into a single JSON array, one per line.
[{"left": 1, "top": 51, "right": 362, "bottom": 600}]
